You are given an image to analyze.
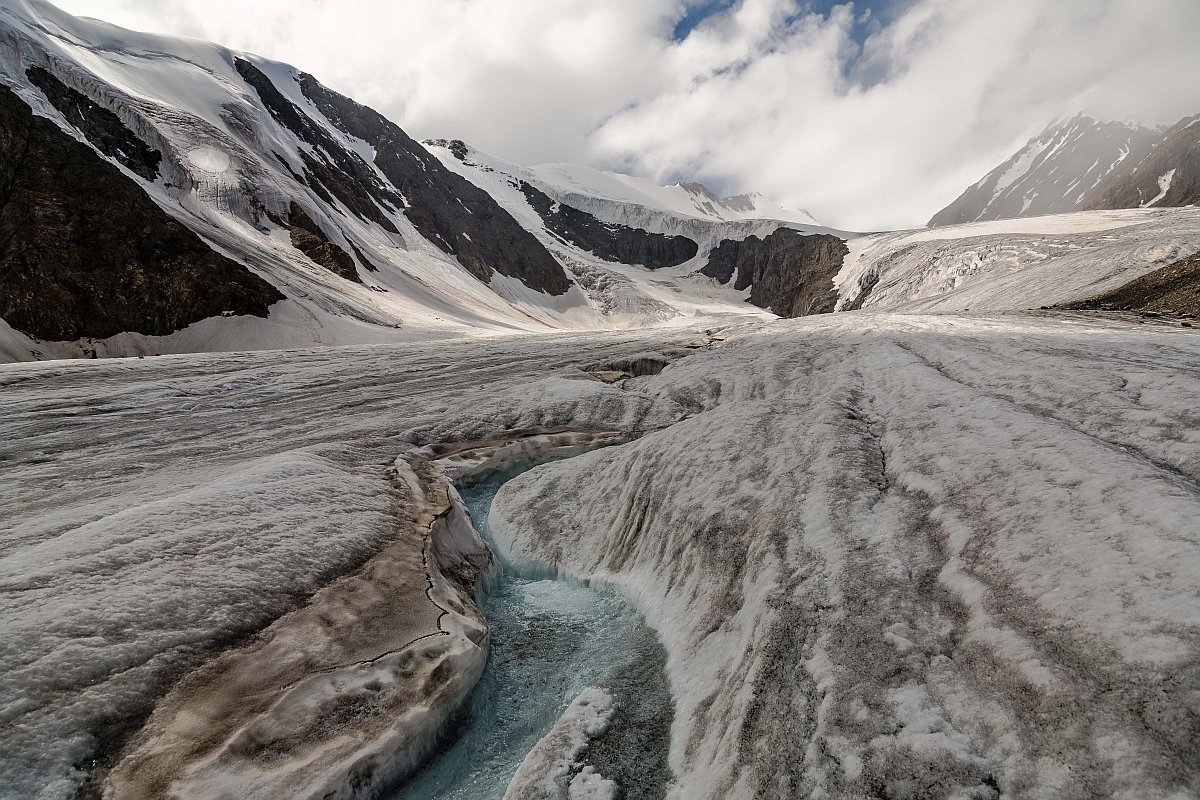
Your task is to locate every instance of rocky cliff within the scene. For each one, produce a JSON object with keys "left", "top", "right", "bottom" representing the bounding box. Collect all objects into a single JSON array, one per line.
[
  {"left": 0, "top": 83, "right": 282, "bottom": 342},
  {"left": 702, "top": 228, "right": 848, "bottom": 317},
  {"left": 286, "top": 202, "right": 361, "bottom": 283},
  {"left": 292, "top": 72, "right": 572, "bottom": 296},
  {"left": 25, "top": 66, "right": 162, "bottom": 183}
]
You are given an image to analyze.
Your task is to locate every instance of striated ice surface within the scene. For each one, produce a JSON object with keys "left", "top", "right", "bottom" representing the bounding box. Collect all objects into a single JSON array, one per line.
[
  {"left": 489, "top": 313, "right": 1200, "bottom": 799},
  {"left": 3, "top": 311, "right": 1199, "bottom": 798},
  {"left": 836, "top": 207, "right": 1200, "bottom": 313}
]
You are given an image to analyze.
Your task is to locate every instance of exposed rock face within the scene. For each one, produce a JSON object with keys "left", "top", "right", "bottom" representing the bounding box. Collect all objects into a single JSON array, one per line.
[
  {"left": 293, "top": 72, "right": 572, "bottom": 296},
  {"left": 347, "top": 239, "right": 381, "bottom": 272},
  {"left": 1064, "top": 249, "right": 1200, "bottom": 316},
  {"left": 424, "top": 138, "right": 470, "bottom": 162},
  {"left": 287, "top": 202, "right": 360, "bottom": 283},
  {"left": 234, "top": 58, "right": 403, "bottom": 234},
  {"left": 25, "top": 66, "right": 161, "bottom": 182},
  {"left": 0, "top": 83, "right": 282, "bottom": 341},
  {"left": 519, "top": 181, "right": 698, "bottom": 269},
  {"left": 702, "top": 228, "right": 848, "bottom": 317},
  {"left": 1085, "top": 114, "right": 1200, "bottom": 211}
]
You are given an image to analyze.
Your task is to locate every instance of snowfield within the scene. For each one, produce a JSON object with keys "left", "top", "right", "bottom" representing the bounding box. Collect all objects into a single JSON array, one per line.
[{"left": 2, "top": 311, "right": 1198, "bottom": 799}]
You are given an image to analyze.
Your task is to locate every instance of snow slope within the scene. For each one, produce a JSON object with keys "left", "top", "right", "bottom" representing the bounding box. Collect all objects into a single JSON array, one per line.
[
  {"left": 3, "top": 312, "right": 1197, "bottom": 798},
  {"left": 527, "top": 161, "right": 818, "bottom": 226},
  {"left": 0, "top": 0, "right": 779, "bottom": 363}
]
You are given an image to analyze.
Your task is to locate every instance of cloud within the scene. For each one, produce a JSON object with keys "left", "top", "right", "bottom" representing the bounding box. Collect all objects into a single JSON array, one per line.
[{"left": 50, "top": 0, "right": 1200, "bottom": 229}]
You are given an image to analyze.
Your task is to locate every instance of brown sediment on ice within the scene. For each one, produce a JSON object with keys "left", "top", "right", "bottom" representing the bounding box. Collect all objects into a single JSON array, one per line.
[
  {"left": 103, "top": 428, "right": 638, "bottom": 800},
  {"left": 104, "top": 453, "right": 490, "bottom": 800}
]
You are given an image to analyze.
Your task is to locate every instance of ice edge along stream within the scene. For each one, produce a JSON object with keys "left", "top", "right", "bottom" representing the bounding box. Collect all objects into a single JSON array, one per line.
[{"left": 390, "top": 439, "right": 675, "bottom": 799}]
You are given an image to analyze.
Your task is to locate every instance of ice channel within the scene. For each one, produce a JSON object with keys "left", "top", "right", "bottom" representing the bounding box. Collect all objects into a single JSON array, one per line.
[{"left": 388, "top": 466, "right": 674, "bottom": 800}]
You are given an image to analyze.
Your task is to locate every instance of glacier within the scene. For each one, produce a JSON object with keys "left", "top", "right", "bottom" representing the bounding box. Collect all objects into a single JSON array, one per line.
[
  {"left": 1, "top": 1, "right": 1199, "bottom": 798},
  {"left": 3, "top": 311, "right": 1199, "bottom": 798}
]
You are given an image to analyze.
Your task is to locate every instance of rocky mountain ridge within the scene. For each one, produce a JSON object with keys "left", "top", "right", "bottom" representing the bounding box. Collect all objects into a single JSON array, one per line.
[
  {"left": 932, "top": 112, "right": 1200, "bottom": 226},
  {"left": 0, "top": 0, "right": 857, "bottom": 361},
  {"left": 1, "top": 1, "right": 1196, "bottom": 366}
]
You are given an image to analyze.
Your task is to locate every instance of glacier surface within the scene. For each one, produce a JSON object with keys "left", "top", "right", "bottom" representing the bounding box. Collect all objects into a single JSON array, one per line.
[{"left": 2, "top": 310, "right": 1198, "bottom": 798}]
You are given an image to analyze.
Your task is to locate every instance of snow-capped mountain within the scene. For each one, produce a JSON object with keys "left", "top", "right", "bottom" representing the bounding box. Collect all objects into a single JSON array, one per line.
[
  {"left": 0, "top": 0, "right": 856, "bottom": 362},
  {"left": 1, "top": 0, "right": 1196, "bottom": 367},
  {"left": 426, "top": 139, "right": 820, "bottom": 230},
  {"left": 929, "top": 115, "right": 1159, "bottom": 226},
  {"left": 0, "top": 0, "right": 596, "bottom": 358},
  {"left": 525, "top": 160, "right": 819, "bottom": 228},
  {"left": 931, "top": 112, "right": 1200, "bottom": 226},
  {"left": 1085, "top": 112, "right": 1200, "bottom": 211}
]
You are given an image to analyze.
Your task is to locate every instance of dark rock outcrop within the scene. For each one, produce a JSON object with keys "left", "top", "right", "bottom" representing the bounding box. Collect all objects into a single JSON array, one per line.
[
  {"left": 424, "top": 138, "right": 469, "bottom": 162},
  {"left": 293, "top": 72, "right": 572, "bottom": 296},
  {"left": 844, "top": 270, "right": 880, "bottom": 311},
  {"left": 346, "top": 239, "right": 380, "bottom": 273},
  {"left": 235, "top": 58, "right": 402, "bottom": 234},
  {"left": 1063, "top": 250, "right": 1200, "bottom": 316},
  {"left": 0, "top": 83, "right": 282, "bottom": 341},
  {"left": 702, "top": 229, "right": 848, "bottom": 318},
  {"left": 26, "top": 65, "right": 161, "bottom": 182},
  {"left": 287, "top": 202, "right": 360, "bottom": 283},
  {"left": 519, "top": 181, "right": 698, "bottom": 269}
]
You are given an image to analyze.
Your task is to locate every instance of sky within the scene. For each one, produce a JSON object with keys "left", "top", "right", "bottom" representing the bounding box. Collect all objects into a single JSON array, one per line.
[{"left": 50, "top": 0, "right": 1200, "bottom": 230}]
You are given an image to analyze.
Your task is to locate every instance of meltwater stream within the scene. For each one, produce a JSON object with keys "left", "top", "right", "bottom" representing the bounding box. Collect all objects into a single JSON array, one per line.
[{"left": 389, "top": 468, "right": 673, "bottom": 800}]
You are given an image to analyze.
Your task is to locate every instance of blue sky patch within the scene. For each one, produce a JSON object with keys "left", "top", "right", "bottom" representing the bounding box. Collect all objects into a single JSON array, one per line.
[{"left": 672, "top": 0, "right": 903, "bottom": 46}]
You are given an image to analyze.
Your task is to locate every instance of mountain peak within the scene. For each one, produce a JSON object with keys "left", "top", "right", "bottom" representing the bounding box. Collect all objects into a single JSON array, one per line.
[{"left": 929, "top": 112, "right": 1170, "bottom": 226}]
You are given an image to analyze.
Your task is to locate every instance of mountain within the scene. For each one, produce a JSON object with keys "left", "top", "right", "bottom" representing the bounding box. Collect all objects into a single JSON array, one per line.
[
  {"left": 929, "top": 115, "right": 1160, "bottom": 226},
  {"left": 422, "top": 138, "right": 851, "bottom": 319},
  {"left": 0, "top": 0, "right": 851, "bottom": 362},
  {"left": 5, "top": 5, "right": 1200, "bottom": 799},
  {"left": 1, "top": 0, "right": 1195, "bottom": 367},
  {"left": 1084, "top": 113, "right": 1200, "bottom": 211}
]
